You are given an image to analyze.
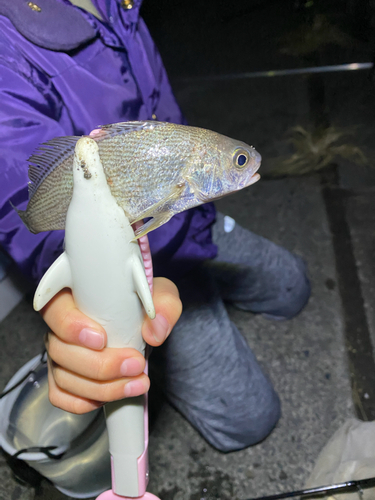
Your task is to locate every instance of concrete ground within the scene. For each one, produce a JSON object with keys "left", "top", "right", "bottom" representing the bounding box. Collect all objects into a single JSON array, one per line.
[
  {"left": 1, "top": 1, "right": 375, "bottom": 499},
  {"left": 0, "top": 175, "right": 355, "bottom": 500}
]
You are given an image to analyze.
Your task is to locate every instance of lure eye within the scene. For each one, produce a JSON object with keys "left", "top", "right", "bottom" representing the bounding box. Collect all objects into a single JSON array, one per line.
[{"left": 233, "top": 149, "right": 249, "bottom": 169}]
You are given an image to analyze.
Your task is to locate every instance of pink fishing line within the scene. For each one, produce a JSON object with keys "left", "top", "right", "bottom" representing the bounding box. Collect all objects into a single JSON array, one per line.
[{"left": 132, "top": 221, "right": 154, "bottom": 295}]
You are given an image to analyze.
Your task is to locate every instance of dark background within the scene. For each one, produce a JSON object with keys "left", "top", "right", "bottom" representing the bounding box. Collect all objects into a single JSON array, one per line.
[
  {"left": 2, "top": 2, "right": 375, "bottom": 499},
  {"left": 142, "top": 0, "right": 374, "bottom": 79}
]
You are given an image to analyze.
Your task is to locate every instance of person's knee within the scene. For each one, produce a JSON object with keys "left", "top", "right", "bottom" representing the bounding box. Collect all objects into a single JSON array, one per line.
[
  {"left": 268, "top": 255, "right": 311, "bottom": 319},
  {"left": 185, "top": 385, "right": 281, "bottom": 453},
  {"left": 234, "top": 254, "right": 311, "bottom": 320},
  {"left": 211, "top": 389, "right": 281, "bottom": 452}
]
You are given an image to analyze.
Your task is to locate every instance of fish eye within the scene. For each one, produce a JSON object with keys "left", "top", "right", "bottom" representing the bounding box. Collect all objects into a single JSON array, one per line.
[{"left": 233, "top": 149, "right": 249, "bottom": 169}]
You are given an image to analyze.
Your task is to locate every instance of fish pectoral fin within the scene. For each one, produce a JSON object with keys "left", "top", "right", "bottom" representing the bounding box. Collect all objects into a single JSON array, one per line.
[
  {"left": 131, "top": 184, "right": 185, "bottom": 237},
  {"left": 33, "top": 252, "right": 72, "bottom": 311},
  {"left": 184, "top": 173, "right": 214, "bottom": 204},
  {"left": 133, "top": 212, "right": 173, "bottom": 240},
  {"left": 186, "top": 183, "right": 212, "bottom": 203},
  {"left": 193, "top": 190, "right": 214, "bottom": 203},
  {"left": 132, "top": 184, "right": 185, "bottom": 225}
]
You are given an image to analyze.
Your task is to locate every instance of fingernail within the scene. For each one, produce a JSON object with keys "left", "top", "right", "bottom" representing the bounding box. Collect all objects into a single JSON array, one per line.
[
  {"left": 78, "top": 328, "right": 105, "bottom": 350},
  {"left": 151, "top": 314, "right": 170, "bottom": 343},
  {"left": 124, "top": 379, "right": 147, "bottom": 397},
  {"left": 120, "top": 358, "right": 142, "bottom": 376}
]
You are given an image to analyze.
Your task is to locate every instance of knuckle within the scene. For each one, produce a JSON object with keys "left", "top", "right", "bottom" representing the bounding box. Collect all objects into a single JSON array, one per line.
[
  {"left": 60, "top": 309, "right": 80, "bottom": 337},
  {"left": 96, "top": 382, "right": 112, "bottom": 402},
  {"left": 46, "top": 335, "right": 59, "bottom": 359},
  {"left": 93, "top": 354, "right": 110, "bottom": 381},
  {"left": 170, "top": 292, "right": 183, "bottom": 311},
  {"left": 52, "top": 366, "right": 65, "bottom": 389},
  {"left": 157, "top": 277, "right": 180, "bottom": 299},
  {"left": 71, "top": 399, "right": 87, "bottom": 415},
  {"left": 168, "top": 281, "right": 180, "bottom": 299},
  {"left": 164, "top": 293, "right": 183, "bottom": 320},
  {"left": 44, "top": 331, "right": 50, "bottom": 347},
  {"left": 48, "top": 388, "right": 61, "bottom": 409}
]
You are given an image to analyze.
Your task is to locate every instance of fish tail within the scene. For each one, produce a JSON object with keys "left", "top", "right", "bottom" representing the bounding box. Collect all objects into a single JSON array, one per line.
[{"left": 27, "top": 136, "right": 80, "bottom": 200}]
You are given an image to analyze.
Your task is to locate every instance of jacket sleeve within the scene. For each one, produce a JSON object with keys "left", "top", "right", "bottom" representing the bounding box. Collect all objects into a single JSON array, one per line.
[{"left": 0, "top": 61, "right": 66, "bottom": 284}]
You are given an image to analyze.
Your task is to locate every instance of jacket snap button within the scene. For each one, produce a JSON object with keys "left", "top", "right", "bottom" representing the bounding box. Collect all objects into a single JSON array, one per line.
[
  {"left": 27, "top": 2, "right": 42, "bottom": 12},
  {"left": 121, "top": 0, "right": 134, "bottom": 10}
]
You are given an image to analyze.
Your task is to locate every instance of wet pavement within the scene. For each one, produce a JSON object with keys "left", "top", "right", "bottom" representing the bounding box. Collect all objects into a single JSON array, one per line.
[{"left": 1, "top": 1, "right": 375, "bottom": 499}]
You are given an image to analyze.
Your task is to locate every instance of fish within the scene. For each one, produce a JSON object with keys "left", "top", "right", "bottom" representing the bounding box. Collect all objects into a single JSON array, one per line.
[{"left": 17, "top": 121, "right": 261, "bottom": 239}]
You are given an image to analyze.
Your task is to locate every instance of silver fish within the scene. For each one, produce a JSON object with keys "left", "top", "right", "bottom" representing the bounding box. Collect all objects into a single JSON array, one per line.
[{"left": 17, "top": 121, "right": 261, "bottom": 239}]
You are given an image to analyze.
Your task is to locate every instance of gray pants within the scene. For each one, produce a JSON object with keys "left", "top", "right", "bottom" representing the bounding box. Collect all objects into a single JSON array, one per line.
[{"left": 151, "top": 214, "right": 310, "bottom": 452}]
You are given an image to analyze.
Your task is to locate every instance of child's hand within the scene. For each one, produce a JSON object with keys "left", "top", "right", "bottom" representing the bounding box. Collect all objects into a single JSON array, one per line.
[{"left": 41, "top": 277, "right": 182, "bottom": 414}]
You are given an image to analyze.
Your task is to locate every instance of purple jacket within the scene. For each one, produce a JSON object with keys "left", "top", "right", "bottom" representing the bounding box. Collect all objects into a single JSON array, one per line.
[{"left": 0, "top": 0, "right": 217, "bottom": 284}]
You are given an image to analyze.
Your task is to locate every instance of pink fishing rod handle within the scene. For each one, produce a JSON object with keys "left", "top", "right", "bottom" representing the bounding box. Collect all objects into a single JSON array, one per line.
[{"left": 97, "top": 491, "right": 160, "bottom": 500}]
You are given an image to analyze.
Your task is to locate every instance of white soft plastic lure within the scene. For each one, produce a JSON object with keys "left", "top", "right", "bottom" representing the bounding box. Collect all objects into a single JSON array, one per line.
[{"left": 34, "top": 137, "right": 157, "bottom": 499}]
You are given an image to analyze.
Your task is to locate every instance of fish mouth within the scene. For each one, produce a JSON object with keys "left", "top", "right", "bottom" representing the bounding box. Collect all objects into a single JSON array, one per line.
[
  {"left": 131, "top": 220, "right": 153, "bottom": 294},
  {"left": 237, "top": 154, "right": 261, "bottom": 189},
  {"left": 237, "top": 171, "right": 261, "bottom": 190},
  {"left": 249, "top": 172, "right": 261, "bottom": 184}
]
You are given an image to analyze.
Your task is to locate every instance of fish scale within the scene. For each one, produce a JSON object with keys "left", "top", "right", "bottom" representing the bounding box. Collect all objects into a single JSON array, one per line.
[{"left": 16, "top": 121, "right": 262, "bottom": 239}]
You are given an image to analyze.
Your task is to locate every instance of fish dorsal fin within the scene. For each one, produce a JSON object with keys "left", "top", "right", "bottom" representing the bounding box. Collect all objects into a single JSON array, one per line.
[
  {"left": 26, "top": 121, "right": 167, "bottom": 199},
  {"left": 98, "top": 120, "right": 167, "bottom": 139},
  {"left": 28, "top": 136, "right": 80, "bottom": 199}
]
